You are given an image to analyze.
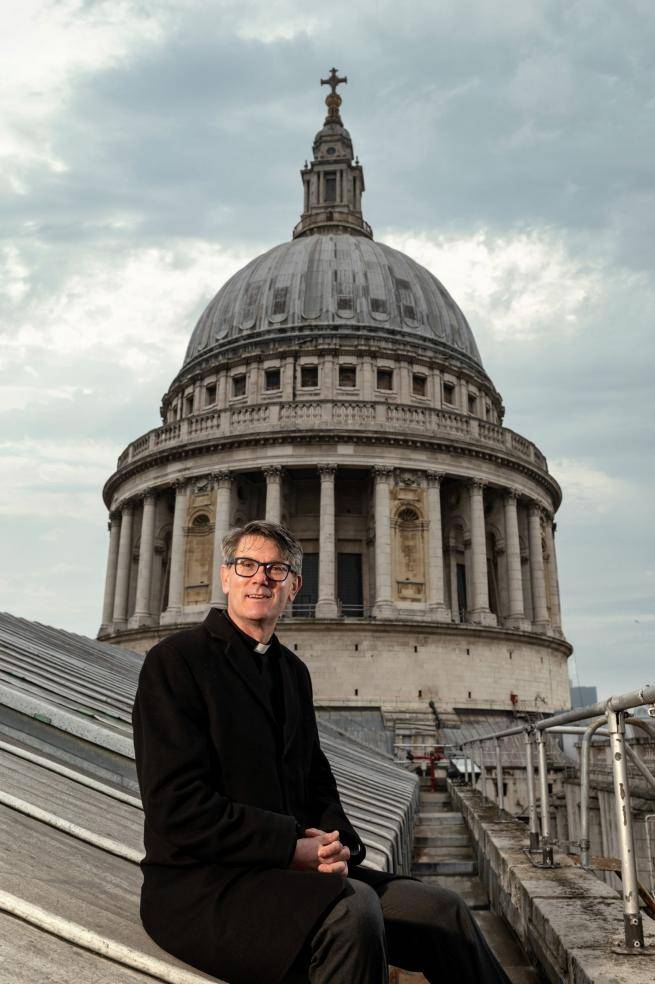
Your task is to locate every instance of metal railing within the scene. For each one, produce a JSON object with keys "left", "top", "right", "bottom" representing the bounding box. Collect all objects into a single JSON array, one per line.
[{"left": 457, "top": 684, "right": 655, "bottom": 956}]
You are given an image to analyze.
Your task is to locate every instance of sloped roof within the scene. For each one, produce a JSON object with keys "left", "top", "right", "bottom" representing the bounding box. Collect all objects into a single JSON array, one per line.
[{"left": 0, "top": 612, "right": 418, "bottom": 982}]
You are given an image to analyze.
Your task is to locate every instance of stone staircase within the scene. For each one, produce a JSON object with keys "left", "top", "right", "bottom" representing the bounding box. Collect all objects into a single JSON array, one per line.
[{"left": 391, "top": 784, "right": 541, "bottom": 984}]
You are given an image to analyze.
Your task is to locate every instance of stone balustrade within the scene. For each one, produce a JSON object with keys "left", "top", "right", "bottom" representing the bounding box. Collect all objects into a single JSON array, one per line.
[{"left": 113, "top": 401, "right": 550, "bottom": 474}]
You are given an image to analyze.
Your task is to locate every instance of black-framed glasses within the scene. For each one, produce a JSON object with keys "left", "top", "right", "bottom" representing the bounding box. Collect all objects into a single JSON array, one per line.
[{"left": 227, "top": 556, "right": 295, "bottom": 582}]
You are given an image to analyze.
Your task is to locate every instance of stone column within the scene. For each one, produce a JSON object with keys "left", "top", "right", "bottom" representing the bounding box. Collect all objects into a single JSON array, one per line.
[
  {"left": 217, "top": 369, "right": 228, "bottom": 409},
  {"left": 372, "top": 466, "right": 394, "bottom": 618},
  {"left": 398, "top": 360, "right": 411, "bottom": 403},
  {"left": 528, "top": 503, "right": 550, "bottom": 632},
  {"left": 210, "top": 471, "right": 233, "bottom": 608},
  {"left": 323, "top": 354, "right": 335, "bottom": 400},
  {"left": 544, "top": 513, "right": 563, "bottom": 634},
  {"left": 100, "top": 512, "right": 121, "bottom": 631},
  {"left": 282, "top": 356, "right": 294, "bottom": 402},
  {"left": 161, "top": 481, "right": 189, "bottom": 623},
  {"left": 426, "top": 472, "right": 450, "bottom": 620},
  {"left": 504, "top": 490, "right": 530, "bottom": 630},
  {"left": 264, "top": 466, "right": 282, "bottom": 524},
  {"left": 193, "top": 379, "right": 202, "bottom": 413},
  {"left": 361, "top": 355, "right": 374, "bottom": 401},
  {"left": 433, "top": 369, "right": 443, "bottom": 408},
  {"left": 468, "top": 480, "right": 496, "bottom": 625},
  {"left": 112, "top": 501, "right": 134, "bottom": 629},
  {"left": 130, "top": 492, "right": 157, "bottom": 628},
  {"left": 458, "top": 378, "right": 468, "bottom": 413},
  {"left": 448, "top": 543, "right": 460, "bottom": 622},
  {"left": 315, "top": 465, "right": 338, "bottom": 618}
]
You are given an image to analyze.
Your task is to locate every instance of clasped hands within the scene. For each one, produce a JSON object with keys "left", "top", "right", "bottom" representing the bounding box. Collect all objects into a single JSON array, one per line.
[{"left": 290, "top": 827, "right": 350, "bottom": 877}]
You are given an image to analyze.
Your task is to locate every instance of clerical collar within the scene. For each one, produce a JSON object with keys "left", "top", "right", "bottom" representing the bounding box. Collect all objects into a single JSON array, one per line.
[{"left": 224, "top": 611, "right": 273, "bottom": 654}]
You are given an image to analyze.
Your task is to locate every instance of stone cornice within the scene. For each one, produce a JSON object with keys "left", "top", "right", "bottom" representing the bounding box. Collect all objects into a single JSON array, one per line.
[
  {"left": 101, "top": 615, "right": 573, "bottom": 659},
  {"left": 103, "top": 426, "right": 562, "bottom": 510}
]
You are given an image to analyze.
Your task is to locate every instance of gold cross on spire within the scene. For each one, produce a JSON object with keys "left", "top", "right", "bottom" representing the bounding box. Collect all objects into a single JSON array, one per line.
[
  {"left": 320, "top": 67, "right": 347, "bottom": 124},
  {"left": 320, "top": 67, "right": 347, "bottom": 96}
]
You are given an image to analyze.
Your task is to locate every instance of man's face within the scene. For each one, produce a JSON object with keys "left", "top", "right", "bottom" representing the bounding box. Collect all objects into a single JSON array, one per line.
[{"left": 220, "top": 534, "right": 302, "bottom": 635}]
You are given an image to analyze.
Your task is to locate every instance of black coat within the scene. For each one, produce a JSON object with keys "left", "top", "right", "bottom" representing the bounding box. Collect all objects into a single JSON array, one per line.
[{"left": 132, "top": 608, "right": 397, "bottom": 984}]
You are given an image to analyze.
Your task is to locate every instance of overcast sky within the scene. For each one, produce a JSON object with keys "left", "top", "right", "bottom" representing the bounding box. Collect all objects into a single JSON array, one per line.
[{"left": 1, "top": 0, "right": 653, "bottom": 701}]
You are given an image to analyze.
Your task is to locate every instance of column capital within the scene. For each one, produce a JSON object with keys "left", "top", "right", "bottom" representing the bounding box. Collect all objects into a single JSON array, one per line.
[
  {"left": 373, "top": 465, "right": 394, "bottom": 482},
  {"left": 173, "top": 477, "right": 190, "bottom": 491},
  {"left": 317, "top": 464, "right": 337, "bottom": 479},
  {"left": 528, "top": 500, "right": 546, "bottom": 520},
  {"left": 211, "top": 471, "right": 232, "bottom": 489},
  {"left": 108, "top": 510, "right": 121, "bottom": 523},
  {"left": 504, "top": 487, "right": 521, "bottom": 502},
  {"left": 133, "top": 490, "right": 156, "bottom": 504},
  {"left": 468, "top": 478, "right": 486, "bottom": 493},
  {"left": 263, "top": 465, "right": 283, "bottom": 481},
  {"left": 426, "top": 470, "right": 445, "bottom": 488},
  {"left": 118, "top": 497, "right": 136, "bottom": 514}
]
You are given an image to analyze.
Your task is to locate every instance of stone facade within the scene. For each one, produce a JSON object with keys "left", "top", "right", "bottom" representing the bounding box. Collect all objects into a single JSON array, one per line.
[{"left": 98, "top": 75, "right": 572, "bottom": 717}]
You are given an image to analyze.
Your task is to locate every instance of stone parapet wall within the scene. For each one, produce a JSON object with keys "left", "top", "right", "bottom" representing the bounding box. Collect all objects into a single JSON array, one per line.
[
  {"left": 449, "top": 782, "right": 655, "bottom": 983},
  {"left": 105, "top": 618, "right": 571, "bottom": 714},
  {"left": 112, "top": 400, "right": 550, "bottom": 485},
  {"left": 286, "top": 621, "right": 570, "bottom": 712}
]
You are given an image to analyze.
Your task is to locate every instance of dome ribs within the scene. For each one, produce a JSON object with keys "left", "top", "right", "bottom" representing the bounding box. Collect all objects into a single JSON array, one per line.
[{"left": 182, "top": 235, "right": 485, "bottom": 368}]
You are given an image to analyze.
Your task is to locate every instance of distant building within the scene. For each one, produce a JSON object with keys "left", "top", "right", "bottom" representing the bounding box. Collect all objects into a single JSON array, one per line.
[
  {"left": 570, "top": 685, "right": 598, "bottom": 710},
  {"left": 98, "top": 72, "right": 572, "bottom": 721}
]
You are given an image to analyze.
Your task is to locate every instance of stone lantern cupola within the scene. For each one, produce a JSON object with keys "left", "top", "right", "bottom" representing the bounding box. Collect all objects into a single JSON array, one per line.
[{"left": 293, "top": 68, "right": 371, "bottom": 240}]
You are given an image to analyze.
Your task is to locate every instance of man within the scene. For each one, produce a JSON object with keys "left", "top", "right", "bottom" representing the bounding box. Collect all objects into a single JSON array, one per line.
[{"left": 133, "top": 520, "right": 508, "bottom": 983}]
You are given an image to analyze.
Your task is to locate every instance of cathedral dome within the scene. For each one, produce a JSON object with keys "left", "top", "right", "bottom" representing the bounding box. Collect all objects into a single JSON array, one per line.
[
  {"left": 183, "top": 234, "right": 483, "bottom": 371},
  {"left": 100, "top": 68, "right": 570, "bottom": 722}
]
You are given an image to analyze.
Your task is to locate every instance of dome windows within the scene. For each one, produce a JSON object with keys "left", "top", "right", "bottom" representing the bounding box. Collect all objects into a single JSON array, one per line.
[
  {"left": 335, "top": 269, "right": 355, "bottom": 318},
  {"left": 300, "top": 365, "right": 319, "bottom": 388},
  {"left": 241, "top": 281, "right": 263, "bottom": 329},
  {"left": 272, "top": 286, "right": 289, "bottom": 316},
  {"left": 377, "top": 368, "right": 394, "bottom": 392},
  {"left": 265, "top": 368, "right": 281, "bottom": 391},
  {"left": 232, "top": 374, "right": 246, "bottom": 398},
  {"left": 412, "top": 373, "right": 427, "bottom": 398},
  {"left": 269, "top": 276, "right": 291, "bottom": 324},
  {"left": 338, "top": 365, "right": 357, "bottom": 388},
  {"left": 443, "top": 381, "right": 456, "bottom": 406},
  {"left": 204, "top": 383, "right": 217, "bottom": 407},
  {"left": 394, "top": 276, "right": 419, "bottom": 326}
]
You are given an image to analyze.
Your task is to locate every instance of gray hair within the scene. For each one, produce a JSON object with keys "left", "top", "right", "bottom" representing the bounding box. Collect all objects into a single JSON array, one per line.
[{"left": 222, "top": 520, "right": 303, "bottom": 574}]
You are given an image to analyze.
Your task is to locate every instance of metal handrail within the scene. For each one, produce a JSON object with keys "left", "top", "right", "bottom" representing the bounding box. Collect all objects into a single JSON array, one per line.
[{"left": 455, "top": 683, "right": 655, "bottom": 955}]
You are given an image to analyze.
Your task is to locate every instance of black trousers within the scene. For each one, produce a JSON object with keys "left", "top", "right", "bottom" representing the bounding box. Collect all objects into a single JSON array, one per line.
[{"left": 284, "top": 878, "right": 510, "bottom": 984}]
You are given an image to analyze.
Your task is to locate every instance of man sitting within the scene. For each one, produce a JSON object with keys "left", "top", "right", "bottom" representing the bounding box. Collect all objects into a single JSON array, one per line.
[{"left": 133, "top": 520, "right": 508, "bottom": 983}]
